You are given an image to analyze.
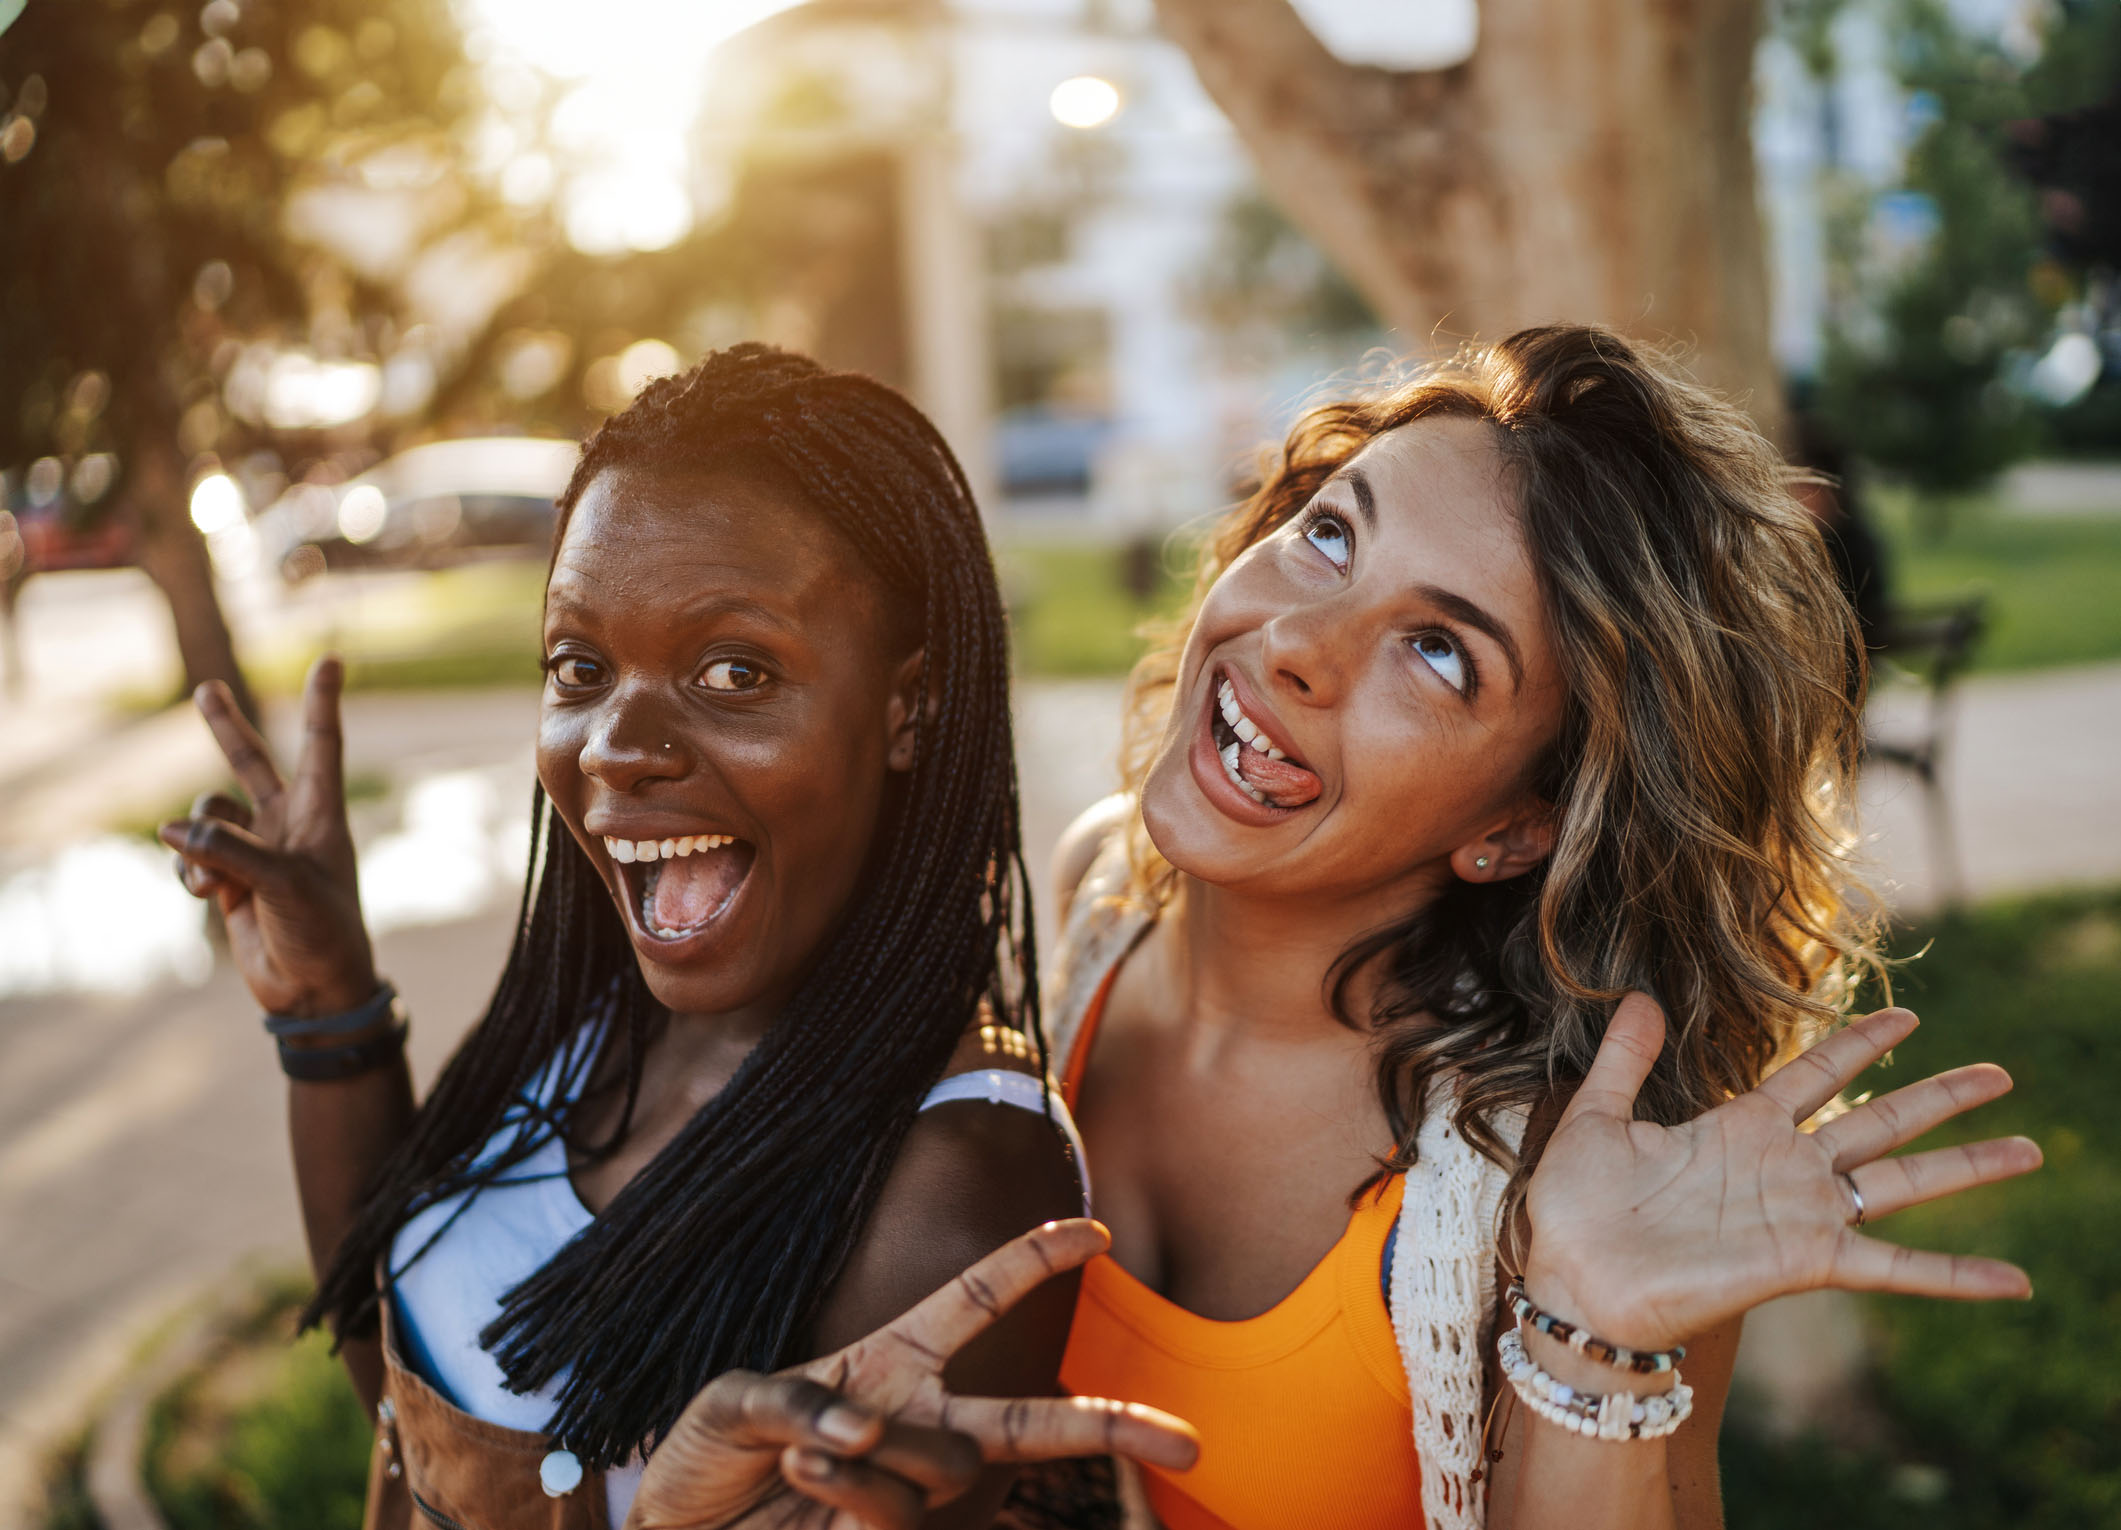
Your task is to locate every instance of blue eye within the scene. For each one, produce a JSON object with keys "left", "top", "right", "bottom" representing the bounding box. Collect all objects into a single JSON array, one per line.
[
  {"left": 701, "top": 658, "right": 767, "bottom": 692},
  {"left": 1411, "top": 632, "right": 1468, "bottom": 693},
  {"left": 1304, "top": 511, "right": 1351, "bottom": 569}
]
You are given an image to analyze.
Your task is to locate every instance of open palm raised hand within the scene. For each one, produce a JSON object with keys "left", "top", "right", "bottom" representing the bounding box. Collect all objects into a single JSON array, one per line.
[
  {"left": 159, "top": 656, "right": 377, "bottom": 1018},
  {"left": 1521, "top": 994, "right": 2041, "bottom": 1353},
  {"left": 625, "top": 1220, "right": 1198, "bottom": 1530}
]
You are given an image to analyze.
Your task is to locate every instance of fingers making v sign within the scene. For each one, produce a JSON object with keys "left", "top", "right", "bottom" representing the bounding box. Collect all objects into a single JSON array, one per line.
[
  {"left": 1520, "top": 992, "right": 2043, "bottom": 1355},
  {"left": 159, "top": 655, "right": 379, "bottom": 1020},
  {"left": 625, "top": 1219, "right": 1199, "bottom": 1530}
]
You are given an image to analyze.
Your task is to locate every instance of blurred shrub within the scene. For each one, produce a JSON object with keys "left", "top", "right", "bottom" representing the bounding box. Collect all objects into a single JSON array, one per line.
[
  {"left": 1724, "top": 887, "right": 2121, "bottom": 1528},
  {"left": 144, "top": 1281, "right": 370, "bottom": 1530}
]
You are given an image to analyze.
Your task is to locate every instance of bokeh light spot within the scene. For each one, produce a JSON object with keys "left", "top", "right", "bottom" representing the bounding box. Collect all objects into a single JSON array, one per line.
[{"left": 1050, "top": 76, "right": 1121, "bottom": 130}]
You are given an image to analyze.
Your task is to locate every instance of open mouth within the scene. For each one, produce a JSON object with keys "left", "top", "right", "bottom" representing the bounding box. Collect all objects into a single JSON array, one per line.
[
  {"left": 603, "top": 833, "right": 755, "bottom": 942},
  {"left": 1209, "top": 675, "right": 1323, "bottom": 810}
]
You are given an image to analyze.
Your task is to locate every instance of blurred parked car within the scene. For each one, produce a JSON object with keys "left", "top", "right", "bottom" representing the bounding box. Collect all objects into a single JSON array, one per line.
[
  {"left": 12, "top": 503, "right": 135, "bottom": 573},
  {"left": 253, "top": 436, "right": 579, "bottom": 583}
]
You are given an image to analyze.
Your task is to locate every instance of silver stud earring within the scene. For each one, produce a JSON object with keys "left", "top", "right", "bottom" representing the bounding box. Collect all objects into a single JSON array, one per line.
[{"left": 1475, "top": 856, "right": 1491, "bottom": 870}]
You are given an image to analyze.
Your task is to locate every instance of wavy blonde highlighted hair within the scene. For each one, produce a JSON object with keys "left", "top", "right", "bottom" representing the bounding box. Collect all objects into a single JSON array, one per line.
[{"left": 1117, "top": 325, "right": 1881, "bottom": 1196}]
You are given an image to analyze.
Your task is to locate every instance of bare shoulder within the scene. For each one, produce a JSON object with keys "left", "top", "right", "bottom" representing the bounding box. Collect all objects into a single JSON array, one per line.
[
  {"left": 1049, "top": 792, "right": 1134, "bottom": 914},
  {"left": 808, "top": 1028, "right": 1084, "bottom": 1366}
]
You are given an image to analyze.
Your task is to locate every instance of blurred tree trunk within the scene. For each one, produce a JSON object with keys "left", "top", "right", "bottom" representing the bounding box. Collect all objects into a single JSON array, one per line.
[
  {"left": 1155, "top": 0, "right": 1785, "bottom": 440},
  {"left": 125, "top": 435, "right": 259, "bottom": 724}
]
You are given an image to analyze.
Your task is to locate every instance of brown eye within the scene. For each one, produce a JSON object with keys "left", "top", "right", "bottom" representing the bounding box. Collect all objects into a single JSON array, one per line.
[
  {"left": 701, "top": 659, "right": 767, "bottom": 692},
  {"left": 549, "top": 655, "right": 606, "bottom": 689}
]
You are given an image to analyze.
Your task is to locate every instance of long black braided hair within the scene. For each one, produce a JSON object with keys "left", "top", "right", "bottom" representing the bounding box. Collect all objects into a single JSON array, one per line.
[{"left": 307, "top": 344, "right": 1039, "bottom": 1468}]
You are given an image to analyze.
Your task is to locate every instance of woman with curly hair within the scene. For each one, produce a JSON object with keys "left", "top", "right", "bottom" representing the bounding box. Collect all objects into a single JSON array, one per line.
[{"left": 673, "top": 323, "right": 2038, "bottom": 1530}]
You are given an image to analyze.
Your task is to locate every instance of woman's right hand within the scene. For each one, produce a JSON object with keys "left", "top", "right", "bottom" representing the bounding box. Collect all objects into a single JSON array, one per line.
[{"left": 159, "top": 655, "right": 379, "bottom": 1018}]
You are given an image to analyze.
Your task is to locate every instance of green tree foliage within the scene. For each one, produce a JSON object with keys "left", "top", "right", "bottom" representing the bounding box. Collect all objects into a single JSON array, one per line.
[
  {"left": 1818, "top": 0, "right": 2121, "bottom": 511},
  {"left": 0, "top": 0, "right": 482, "bottom": 714},
  {"left": 1818, "top": 0, "right": 2051, "bottom": 509}
]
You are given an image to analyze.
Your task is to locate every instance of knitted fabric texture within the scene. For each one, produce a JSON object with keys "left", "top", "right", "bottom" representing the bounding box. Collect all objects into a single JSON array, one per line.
[
  {"left": 1048, "top": 811, "right": 1520, "bottom": 1529},
  {"left": 1389, "top": 1091, "right": 1523, "bottom": 1530}
]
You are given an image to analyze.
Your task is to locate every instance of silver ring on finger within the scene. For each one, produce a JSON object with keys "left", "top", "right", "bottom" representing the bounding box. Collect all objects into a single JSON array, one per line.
[{"left": 1839, "top": 1170, "right": 1868, "bottom": 1228}]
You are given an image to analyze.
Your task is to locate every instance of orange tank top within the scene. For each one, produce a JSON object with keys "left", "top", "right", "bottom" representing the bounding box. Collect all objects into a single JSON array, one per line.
[{"left": 1056, "top": 966, "right": 1424, "bottom": 1530}]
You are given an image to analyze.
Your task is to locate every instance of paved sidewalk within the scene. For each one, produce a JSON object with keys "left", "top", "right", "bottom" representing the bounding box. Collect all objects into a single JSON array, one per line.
[{"left": 2, "top": 663, "right": 2117, "bottom": 1522}]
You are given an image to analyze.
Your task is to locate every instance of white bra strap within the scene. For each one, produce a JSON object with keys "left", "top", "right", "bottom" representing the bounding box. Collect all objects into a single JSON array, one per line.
[{"left": 919, "top": 1070, "right": 1093, "bottom": 1214}]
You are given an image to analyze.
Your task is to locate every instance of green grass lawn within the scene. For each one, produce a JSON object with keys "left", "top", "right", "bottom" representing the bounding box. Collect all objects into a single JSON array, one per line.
[
  {"left": 1723, "top": 886, "right": 2121, "bottom": 1529},
  {"left": 997, "top": 540, "right": 1192, "bottom": 677},
  {"left": 219, "top": 498, "right": 2117, "bottom": 695},
  {"left": 246, "top": 559, "right": 549, "bottom": 697},
  {"left": 1871, "top": 490, "right": 2121, "bottom": 676},
  {"left": 237, "top": 543, "right": 1194, "bottom": 693}
]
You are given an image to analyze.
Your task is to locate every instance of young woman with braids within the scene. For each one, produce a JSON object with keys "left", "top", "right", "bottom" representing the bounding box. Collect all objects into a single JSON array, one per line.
[
  {"left": 160, "top": 346, "right": 1195, "bottom": 1530},
  {"left": 658, "top": 325, "right": 2041, "bottom": 1530}
]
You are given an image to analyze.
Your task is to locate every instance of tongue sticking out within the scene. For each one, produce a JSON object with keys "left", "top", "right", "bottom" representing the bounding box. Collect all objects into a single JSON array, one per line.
[
  {"left": 650, "top": 843, "right": 752, "bottom": 933},
  {"left": 1237, "top": 741, "right": 1322, "bottom": 807}
]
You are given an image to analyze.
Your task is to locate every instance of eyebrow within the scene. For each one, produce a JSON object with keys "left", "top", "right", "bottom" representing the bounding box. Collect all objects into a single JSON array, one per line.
[
  {"left": 1328, "top": 464, "right": 1524, "bottom": 691},
  {"left": 1417, "top": 583, "right": 1525, "bottom": 692},
  {"left": 1342, "top": 465, "right": 1377, "bottom": 530},
  {"left": 544, "top": 586, "right": 804, "bottom": 637}
]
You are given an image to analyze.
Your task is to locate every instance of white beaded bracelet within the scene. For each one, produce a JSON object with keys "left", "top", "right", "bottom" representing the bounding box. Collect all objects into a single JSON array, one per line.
[{"left": 1498, "top": 1327, "right": 1694, "bottom": 1441}]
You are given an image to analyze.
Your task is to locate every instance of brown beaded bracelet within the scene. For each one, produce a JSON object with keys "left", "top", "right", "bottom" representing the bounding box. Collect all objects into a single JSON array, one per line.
[{"left": 1505, "top": 1283, "right": 1686, "bottom": 1375}]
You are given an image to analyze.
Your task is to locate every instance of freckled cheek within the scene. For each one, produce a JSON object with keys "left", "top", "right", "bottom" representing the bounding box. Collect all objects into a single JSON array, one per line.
[{"left": 1337, "top": 712, "right": 1487, "bottom": 828}]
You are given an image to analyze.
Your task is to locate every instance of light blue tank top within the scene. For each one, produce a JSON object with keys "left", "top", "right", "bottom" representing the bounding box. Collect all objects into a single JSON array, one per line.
[{"left": 388, "top": 1043, "right": 1087, "bottom": 1527}]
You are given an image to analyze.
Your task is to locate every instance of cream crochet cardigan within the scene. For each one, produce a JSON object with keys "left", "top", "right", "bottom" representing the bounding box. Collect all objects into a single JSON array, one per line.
[{"left": 1047, "top": 832, "right": 1523, "bottom": 1530}]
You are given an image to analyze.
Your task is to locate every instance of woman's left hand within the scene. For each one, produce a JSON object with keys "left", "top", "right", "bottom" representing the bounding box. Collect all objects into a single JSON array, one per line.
[
  {"left": 1520, "top": 994, "right": 2041, "bottom": 1352},
  {"left": 624, "top": 1219, "right": 1197, "bottom": 1530}
]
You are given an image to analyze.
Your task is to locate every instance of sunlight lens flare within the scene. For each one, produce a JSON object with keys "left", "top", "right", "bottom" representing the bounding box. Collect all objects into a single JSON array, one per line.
[
  {"left": 463, "top": 0, "right": 813, "bottom": 253},
  {"left": 1050, "top": 76, "right": 1121, "bottom": 130},
  {"left": 188, "top": 473, "right": 246, "bottom": 535}
]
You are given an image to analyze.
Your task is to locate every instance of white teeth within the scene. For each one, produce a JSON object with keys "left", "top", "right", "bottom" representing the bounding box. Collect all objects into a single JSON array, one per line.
[
  {"left": 1218, "top": 725, "right": 1270, "bottom": 806},
  {"left": 1217, "top": 677, "right": 1290, "bottom": 767},
  {"left": 608, "top": 832, "right": 736, "bottom": 863}
]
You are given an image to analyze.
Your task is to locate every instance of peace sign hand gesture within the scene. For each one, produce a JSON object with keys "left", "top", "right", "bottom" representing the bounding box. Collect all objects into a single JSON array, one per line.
[
  {"left": 625, "top": 1219, "right": 1199, "bottom": 1530},
  {"left": 1521, "top": 994, "right": 2042, "bottom": 1355},
  {"left": 159, "top": 656, "right": 378, "bottom": 1019}
]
